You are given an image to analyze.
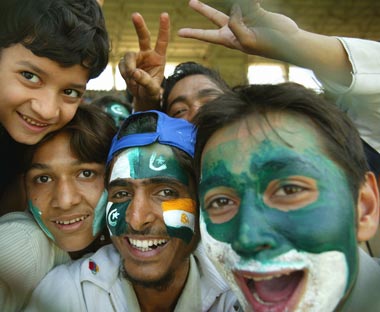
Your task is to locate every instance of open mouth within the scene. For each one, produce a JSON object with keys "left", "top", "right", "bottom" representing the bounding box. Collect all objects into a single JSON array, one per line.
[
  {"left": 234, "top": 269, "right": 306, "bottom": 312},
  {"left": 128, "top": 238, "right": 168, "bottom": 252}
]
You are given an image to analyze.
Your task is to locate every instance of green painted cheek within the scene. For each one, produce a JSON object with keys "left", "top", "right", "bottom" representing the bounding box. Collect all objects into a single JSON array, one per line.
[
  {"left": 106, "top": 201, "right": 129, "bottom": 236},
  {"left": 28, "top": 200, "right": 55, "bottom": 241},
  {"left": 200, "top": 137, "right": 358, "bottom": 291},
  {"left": 201, "top": 209, "right": 240, "bottom": 243},
  {"left": 200, "top": 159, "right": 240, "bottom": 243},
  {"left": 92, "top": 190, "right": 108, "bottom": 236}
]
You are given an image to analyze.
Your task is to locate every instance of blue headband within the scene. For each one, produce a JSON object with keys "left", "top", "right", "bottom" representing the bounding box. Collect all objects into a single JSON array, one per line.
[{"left": 106, "top": 110, "right": 196, "bottom": 164}]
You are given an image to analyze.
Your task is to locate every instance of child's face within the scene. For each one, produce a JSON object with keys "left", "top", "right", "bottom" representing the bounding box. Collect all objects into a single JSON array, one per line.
[
  {"left": 198, "top": 112, "right": 358, "bottom": 312},
  {"left": 0, "top": 44, "right": 88, "bottom": 145},
  {"left": 24, "top": 132, "right": 105, "bottom": 252}
]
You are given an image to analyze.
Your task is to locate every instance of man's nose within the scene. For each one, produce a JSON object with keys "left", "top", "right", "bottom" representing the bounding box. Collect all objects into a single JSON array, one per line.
[
  {"left": 231, "top": 190, "right": 279, "bottom": 261},
  {"left": 125, "top": 194, "right": 156, "bottom": 232},
  {"left": 52, "top": 178, "right": 81, "bottom": 210}
]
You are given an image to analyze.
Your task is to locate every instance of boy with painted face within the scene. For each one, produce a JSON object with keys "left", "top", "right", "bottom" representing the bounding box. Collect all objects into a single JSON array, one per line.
[
  {"left": 25, "top": 110, "right": 237, "bottom": 311},
  {"left": 193, "top": 83, "right": 380, "bottom": 311},
  {"left": 0, "top": 105, "right": 116, "bottom": 311}
]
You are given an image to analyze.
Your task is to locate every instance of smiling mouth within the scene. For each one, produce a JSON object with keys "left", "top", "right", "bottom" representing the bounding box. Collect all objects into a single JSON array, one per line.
[
  {"left": 20, "top": 113, "right": 49, "bottom": 127},
  {"left": 128, "top": 238, "right": 168, "bottom": 252},
  {"left": 234, "top": 269, "right": 305, "bottom": 312},
  {"left": 54, "top": 215, "right": 89, "bottom": 225}
]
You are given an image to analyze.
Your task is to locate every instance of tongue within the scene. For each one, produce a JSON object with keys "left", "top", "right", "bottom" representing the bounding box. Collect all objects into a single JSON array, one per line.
[{"left": 251, "top": 271, "right": 303, "bottom": 303}]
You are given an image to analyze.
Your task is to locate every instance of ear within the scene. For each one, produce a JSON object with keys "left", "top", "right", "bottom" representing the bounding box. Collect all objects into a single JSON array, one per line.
[{"left": 357, "top": 172, "right": 380, "bottom": 242}]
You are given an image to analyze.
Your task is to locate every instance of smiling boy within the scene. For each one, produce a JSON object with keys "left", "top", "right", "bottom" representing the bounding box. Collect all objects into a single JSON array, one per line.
[
  {"left": 25, "top": 111, "right": 237, "bottom": 311},
  {"left": 193, "top": 83, "right": 380, "bottom": 311}
]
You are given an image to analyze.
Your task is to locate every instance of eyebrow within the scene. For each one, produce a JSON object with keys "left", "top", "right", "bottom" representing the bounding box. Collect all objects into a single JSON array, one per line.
[
  {"left": 108, "top": 176, "right": 185, "bottom": 189},
  {"left": 200, "top": 155, "right": 318, "bottom": 188},
  {"left": 253, "top": 156, "right": 319, "bottom": 174},
  {"left": 168, "top": 88, "right": 222, "bottom": 110},
  {"left": 17, "top": 60, "right": 87, "bottom": 91},
  {"left": 28, "top": 159, "right": 87, "bottom": 171}
]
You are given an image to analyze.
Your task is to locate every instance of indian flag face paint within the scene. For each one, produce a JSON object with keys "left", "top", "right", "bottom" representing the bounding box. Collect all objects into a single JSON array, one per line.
[
  {"left": 198, "top": 113, "right": 358, "bottom": 310},
  {"left": 107, "top": 143, "right": 195, "bottom": 241},
  {"left": 162, "top": 198, "right": 196, "bottom": 244}
]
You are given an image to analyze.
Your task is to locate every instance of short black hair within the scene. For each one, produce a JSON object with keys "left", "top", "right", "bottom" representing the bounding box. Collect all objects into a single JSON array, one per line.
[
  {"left": 194, "top": 83, "right": 369, "bottom": 201},
  {"left": 162, "top": 62, "right": 230, "bottom": 112},
  {"left": 0, "top": 0, "right": 109, "bottom": 79}
]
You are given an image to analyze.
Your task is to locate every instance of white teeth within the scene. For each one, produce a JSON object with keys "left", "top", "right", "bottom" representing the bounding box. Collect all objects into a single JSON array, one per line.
[
  {"left": 129, "top": 238, "right": 167, "bottom": 252},
  {"left": 55, "top": 215, "right": 87, "bottom": 225},
  {"left": 245, "top": 272, "right": 289, "bottom": 281},
  {"left": 21, "top": 115, "right": 48, "bottom": 127}
]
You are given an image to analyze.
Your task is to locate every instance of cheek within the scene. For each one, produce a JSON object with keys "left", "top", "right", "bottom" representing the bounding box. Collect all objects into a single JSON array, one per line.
[
  {"left": 87, "top": 182, "right": 105, "bottom": 208},
  {"left": 106, "top": 202, "right": 129, "bottom": 236},
  {"left": 56, "top": 104, "right": 79, "bottom": 126},
  {"left": 162, "top": 199, "right": 197, "bottom": 244}
]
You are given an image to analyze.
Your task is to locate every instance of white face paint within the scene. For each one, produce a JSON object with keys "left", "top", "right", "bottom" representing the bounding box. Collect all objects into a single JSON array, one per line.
[
  {"left": 109, "top": 150, "right": 133, "bottom": 182},
  {"left": 200, "top": 216, "right": 347, "bottom": 312}
]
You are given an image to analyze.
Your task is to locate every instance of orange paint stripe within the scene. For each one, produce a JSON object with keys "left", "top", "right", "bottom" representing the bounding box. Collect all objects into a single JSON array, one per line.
[{"left": 162, "top": 198, "right": 196, "bottom": 214}]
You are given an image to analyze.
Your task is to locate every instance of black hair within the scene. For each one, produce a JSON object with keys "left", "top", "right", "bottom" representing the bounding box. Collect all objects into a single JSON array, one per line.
[
  {"left": 193, "top": 83, "right": 369, "bottom": 201},
  {"left": 106, "top": 112, "right": 196, "bottom": 187},
  {"left": 22, "top": 104, "right": 117, "bottom": 172},
  {"left": 162, "top": 62, "right": 230, "bottom": 113},
  {"left": 0, "top": 0, "right": 109, "bottom": 79}
]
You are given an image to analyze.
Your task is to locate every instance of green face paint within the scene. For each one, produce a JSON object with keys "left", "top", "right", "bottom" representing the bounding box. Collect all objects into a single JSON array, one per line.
[
  {"left": 28, "top": 200, "right": 55, "bottom": 241},
  {"left": 92, "top": 189, "right": 108, "bottom": 236},
  {"left": 199, "top": 114, "right": 359, "bottom": 308},
  {"left": 109, "top": 144, "right": 189, "bottom": 185},
  {"left": 106, "top": 201, "right": 129, "bottom": 236},
  {"left": 108, "top": 144, "right": 194, "bottom": 242}
]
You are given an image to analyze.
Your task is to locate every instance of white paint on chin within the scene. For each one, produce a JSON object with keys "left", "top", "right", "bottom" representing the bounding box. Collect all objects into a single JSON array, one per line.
[{"left": 199, "top": 217, "right": 348, "bottom": 312}]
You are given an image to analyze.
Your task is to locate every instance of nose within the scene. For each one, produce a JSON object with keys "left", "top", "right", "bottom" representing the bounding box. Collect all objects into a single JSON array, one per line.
[
  {"left": 125, "top": 193, "right": 156, "bottom": 232},
  {"left": 232, "top": 190, "right": 279, "bottom": 260},
  {"left": 31, "top": 91, "right": 60, "bottom": 120},
  {"left": 52, "top": 178, "right": 81, "bottom": 210}
]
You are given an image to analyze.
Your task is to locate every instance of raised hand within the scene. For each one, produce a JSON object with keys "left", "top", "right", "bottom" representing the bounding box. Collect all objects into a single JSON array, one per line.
[
  {"left": 178, "top": 0, "right": 300, "bottom": 59},
  {"left": 119, "top": 12, "right": 170, "bottom": 111}
]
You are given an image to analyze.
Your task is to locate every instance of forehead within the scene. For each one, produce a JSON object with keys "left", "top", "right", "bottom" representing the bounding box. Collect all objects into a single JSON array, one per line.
[
  {"left": 169, "top": 74, "right": 221, "bottom": 98},
  {"left": 109, "top": 143, "right": 188, "bottom": 184},
  {"left": 32, "top": 132, "right": 74, "bottom": 161},
  {"left": 202, "top": 112, "right": 325, "bottom": 172}
]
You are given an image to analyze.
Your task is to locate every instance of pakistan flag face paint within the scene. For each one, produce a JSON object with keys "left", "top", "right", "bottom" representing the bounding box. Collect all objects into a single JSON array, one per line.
[
  {"left": 198, "top": 113, "right": 358, "bottom": 311},
  {"left": 28, "top": 200, "right": 55, "bottom": 241},
  {"left": 107, "top": 143, "right": 195, "bottom": 242}
]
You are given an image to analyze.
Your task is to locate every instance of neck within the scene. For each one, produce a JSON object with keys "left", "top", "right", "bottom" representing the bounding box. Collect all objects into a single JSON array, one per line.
[{"left": 133, "top": 258, "right": 191, "bottom": 312}]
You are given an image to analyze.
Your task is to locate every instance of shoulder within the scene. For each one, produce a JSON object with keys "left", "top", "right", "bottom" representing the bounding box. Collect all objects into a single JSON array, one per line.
[
  {"left": 26, "top": 245, "right": 122, "bottom": 311},
  {"left": 0, "top": 212, "right": 59, "bottom": 310},
  {"left": 192, "top": 243, "right": 238, "bottom": 311},
  {"left": 0, "top": 212, "right": 51, "bottom": 265}
]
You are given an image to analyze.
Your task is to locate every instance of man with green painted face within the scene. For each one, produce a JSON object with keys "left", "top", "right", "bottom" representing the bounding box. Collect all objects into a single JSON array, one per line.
[
  {"left": 193, "top": 83, "right": 380, "bottom": 311},
  {"left": 25, "top": 110, "right": 238, "bottom": 311}
]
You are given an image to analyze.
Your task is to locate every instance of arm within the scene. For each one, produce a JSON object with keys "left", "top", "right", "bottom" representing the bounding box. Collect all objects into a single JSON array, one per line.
[
  {"left": 0, "top": 215, "right": 54, "bottom": 311},
  {"left": 119, "top": 12, "right": 170, "bottom": 111},
  {"left": 178, "top": 0, "right": 352, "bottom": 86}
]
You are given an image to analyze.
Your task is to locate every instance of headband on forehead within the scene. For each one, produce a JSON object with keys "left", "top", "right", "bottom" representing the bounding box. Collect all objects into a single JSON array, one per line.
[{"left": 106, "top": 110, "right": 196, "bottom": 164}]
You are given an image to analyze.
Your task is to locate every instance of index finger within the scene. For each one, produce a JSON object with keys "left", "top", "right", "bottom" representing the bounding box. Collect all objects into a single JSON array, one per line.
[
  {"left": 132, "top": 12, "right": 152, "bottom": 51},
  {"left": 188, "top": 0, "right": 229, "bottom": 27}
]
